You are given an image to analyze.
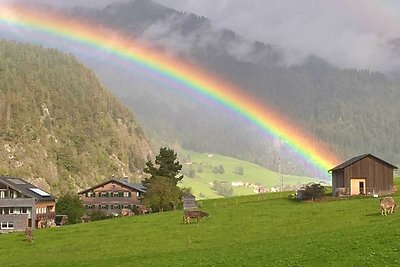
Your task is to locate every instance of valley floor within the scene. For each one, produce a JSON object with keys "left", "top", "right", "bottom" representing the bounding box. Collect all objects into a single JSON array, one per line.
[{"left": 1, "top": 181, "right": 400, "bottom": 266}]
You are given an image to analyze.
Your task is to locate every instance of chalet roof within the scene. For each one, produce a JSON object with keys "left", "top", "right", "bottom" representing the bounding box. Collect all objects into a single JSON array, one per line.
[
  {"left": 0, "top": 176, "right": 56, "bottom": 201},
  {"left": 328, "top": 154, "right": 398, "bottom": 172},
  {"left": 78, "top": 178, "right": 146, "bottom": 194}
]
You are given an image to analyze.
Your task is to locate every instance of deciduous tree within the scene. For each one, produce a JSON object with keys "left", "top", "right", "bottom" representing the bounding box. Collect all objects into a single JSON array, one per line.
[{"left": 55, "top": 194, "right": 85, "bottom": 224}]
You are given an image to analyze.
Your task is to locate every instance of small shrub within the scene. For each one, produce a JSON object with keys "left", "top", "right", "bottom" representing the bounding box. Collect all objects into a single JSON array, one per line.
[
  {"left": 302, "top": 182, "right": 325, "bottom": 201},
  {"left": 89, "top": 210, "right": 112, "bottom": 221}
]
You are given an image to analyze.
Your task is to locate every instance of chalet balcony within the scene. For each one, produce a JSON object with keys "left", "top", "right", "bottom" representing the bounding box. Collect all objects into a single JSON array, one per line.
[
  {"left": 0, "top": 198, "right": 35, "bottom": 207},
  {"left": 36, "top": 212, "right": 56, "bottom": 220},
  {"left": 82, "top": 197, "right": 141, "bottom": 205}
]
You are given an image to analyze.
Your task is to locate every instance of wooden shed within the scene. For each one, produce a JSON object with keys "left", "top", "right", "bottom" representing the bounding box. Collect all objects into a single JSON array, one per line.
[
  {"left": 182, "top": 194, "right": 196, "bottom": 210},
  {"left": 329, "top": 154, "right": 398, "bottom": 197}
]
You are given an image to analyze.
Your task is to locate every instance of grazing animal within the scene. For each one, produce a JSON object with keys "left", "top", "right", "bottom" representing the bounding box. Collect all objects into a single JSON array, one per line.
[
  {"left": 80, "top": 215, "right": 92, "bottom": 223},
  {"left": 120, "top": 208, "right": 134, "bottom": 216},
  {"left": 380, "top": 197, "right": 396, "bottom": 215},
  {"left": 37, "top": 219, "right": 46, "bottom": 229},
  {"left": 25, "top": 227, "right": 33, "bottom": 242},
  {"left": 137, "top": 205, "right": 152, "bottom": 214},
  {"left": 183, "top": 210, "right": 209, "bottom": 224},
  {"left": 46, "top": 219, "right": 56, "bottom": 228}
]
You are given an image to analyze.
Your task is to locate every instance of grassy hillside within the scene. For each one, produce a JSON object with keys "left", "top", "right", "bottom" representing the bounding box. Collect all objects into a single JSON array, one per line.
[
  {"left": 2, "top": 179, "right": 400, "bottom": 266},
  {"left": 179, "top": 151, "right": 320, "bottom": 199}
]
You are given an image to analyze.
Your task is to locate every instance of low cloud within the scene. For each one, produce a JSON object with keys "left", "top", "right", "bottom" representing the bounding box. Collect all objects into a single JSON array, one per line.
[
  {"left": 155, "top": 0, "right": 400, "bottom": 74},
  {"left": 6, "top": 0, "right": 400, "bottom": 74},
  {"left": 139, "top": 12, "right": 273, "bottom": 64}
]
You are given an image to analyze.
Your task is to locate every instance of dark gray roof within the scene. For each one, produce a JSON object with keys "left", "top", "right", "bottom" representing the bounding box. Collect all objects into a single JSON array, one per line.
[
  {"left": 0, "top": 176, "right": 56, "bottom": 201},
  {"left": 328, "top": 154, "right": 398, "bottom": 172},
  {"left": 78, "top": 178, "right": 146, "bottom": 194},
  {"left": 182, "top": 193, "right": 195, "bottom": 199}
]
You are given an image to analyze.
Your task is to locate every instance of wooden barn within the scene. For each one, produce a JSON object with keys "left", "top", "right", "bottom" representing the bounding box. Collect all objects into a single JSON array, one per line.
[{"left": 329, "top": 154, "right": 398, "bottom": 197}]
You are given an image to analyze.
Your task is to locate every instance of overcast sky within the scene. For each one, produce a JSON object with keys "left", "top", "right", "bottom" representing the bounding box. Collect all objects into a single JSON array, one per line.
[{"left": 5, "top": 0, "right": 400, "bottom": 73}]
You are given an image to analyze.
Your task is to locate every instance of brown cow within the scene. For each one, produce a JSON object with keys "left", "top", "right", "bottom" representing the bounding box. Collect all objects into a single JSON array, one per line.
[
  {"left": 80, "top": 215, "right": 92, "bottom": 223},
  {"left": 137, "top": 205, "right": 152, "bottom": 214},
  {"left": 183, "top": 210, "right": 209, "bottom": 224},
  {"left": 380, "top": 197, "right": 396, "bottom": 215}
]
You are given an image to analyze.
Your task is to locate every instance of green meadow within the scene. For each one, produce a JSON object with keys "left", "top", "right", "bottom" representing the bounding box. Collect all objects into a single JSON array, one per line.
[
  {"left": 179, "top": 151, "right": 320, "bottom": 199},
  {"left": 1, "top": 179, "right": 400, "bottom": 266}
]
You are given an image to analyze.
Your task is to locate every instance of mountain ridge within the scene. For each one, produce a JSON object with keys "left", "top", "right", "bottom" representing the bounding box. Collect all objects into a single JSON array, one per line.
[
  {"left": 6, "top": 0, "right": 398, "bottom": 178},
  {"left": 66, "top": 0, "right": 400, "bottom": 175}
]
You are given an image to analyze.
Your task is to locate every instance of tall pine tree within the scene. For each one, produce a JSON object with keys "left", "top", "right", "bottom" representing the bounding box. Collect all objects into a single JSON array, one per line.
[
  {"left": 142, "top": 147, "right": 184, "bottom": 211},
  {"left": 143, "top": 147, "right": 183, "bottom": 186}
]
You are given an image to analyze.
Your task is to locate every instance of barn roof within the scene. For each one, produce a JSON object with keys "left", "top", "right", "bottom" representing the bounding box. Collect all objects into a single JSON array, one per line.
[
  {"left": 328, "top": 154, "right": 398, "bottom": 172},
  {"left": 182, "top": 193, "right": 196, "bottom": 199},
  {"left": 0, "top": 176, "right": 56, "bottom": 201},
  {"left": 78, "top": 178, "right": 146, "bottom": 194}
]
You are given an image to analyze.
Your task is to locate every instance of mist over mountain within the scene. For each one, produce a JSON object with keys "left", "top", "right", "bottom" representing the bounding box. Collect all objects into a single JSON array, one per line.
[
  {"left": 3, "top": 0, "right": 400, "bottom": 178},
  {"left": 56, "top": 0, "right": 399, "bottom": 177}
]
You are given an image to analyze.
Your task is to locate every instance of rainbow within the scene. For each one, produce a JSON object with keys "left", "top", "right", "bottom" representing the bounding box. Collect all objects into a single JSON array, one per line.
[{"left": 0, "top": 4, "right": 339, "bottom": 175}]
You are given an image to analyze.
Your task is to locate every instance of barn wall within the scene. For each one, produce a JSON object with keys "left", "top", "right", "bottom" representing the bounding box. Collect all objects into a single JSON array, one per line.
[
  {"left": 332, "top": 171, "right": 345, "bottom": 196},
  {"left": 343, "top": 156, "right": 394, "bottom": 194}
]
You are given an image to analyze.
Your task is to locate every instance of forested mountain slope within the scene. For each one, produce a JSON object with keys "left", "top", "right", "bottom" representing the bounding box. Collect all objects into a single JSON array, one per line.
[
  {"left": 68, "top": 0, "right": 400, "bottom": 175},
  {"left": 0, "top": 40, "right": 152, "bottom": 194}
]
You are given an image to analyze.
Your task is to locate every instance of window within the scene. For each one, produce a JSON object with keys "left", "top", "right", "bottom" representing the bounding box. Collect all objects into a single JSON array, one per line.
[
  {"left": 36, "top": 207, "right": 46, "bottom": 214},
  {"left": 0, "top": 222, "right": 14, "bottom": 230},
  {"left": 100, "top": 192, "right": 109, "bottom": 197},
  {"left": 0, "top": 190, "right": 5, "bottom": 199},
  {"left": 123, "top": 192, "right": 130, "bottom": 197}
]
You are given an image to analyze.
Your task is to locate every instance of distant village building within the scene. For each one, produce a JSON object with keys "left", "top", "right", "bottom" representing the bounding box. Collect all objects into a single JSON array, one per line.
[
  {"left": 255, "top": 186, "right": 267, "bottom": 194},
  {"left": 231, "top": 181, "right": 244, "bottom": 187},
  {"left": 78, "top": 178, "right": 145, "bottom": 215},
  {"left": 329, "top": 154, "right": 398, "bottom": 197},
  {"left": 182, "top": 193, "right": 197, "bottom": 210},
  {"left": 270, "top": 187, "right": 278, "bottom": 193},
  {"left": 0, "top": 176, "right": 56, "bottom": 233}
]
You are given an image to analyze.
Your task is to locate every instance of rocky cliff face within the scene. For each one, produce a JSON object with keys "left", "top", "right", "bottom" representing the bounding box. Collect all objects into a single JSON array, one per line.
[{"left": 0, "top": 40, "right": 152, "bottom": 195}]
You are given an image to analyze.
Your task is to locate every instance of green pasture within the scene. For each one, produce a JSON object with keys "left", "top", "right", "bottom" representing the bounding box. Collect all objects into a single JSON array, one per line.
[
  {"left": 180, "top": 151, "right": 321, "bottom": 198},
  {"left": 1, "top": 179, "right": 400, "bottom": 266}
]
